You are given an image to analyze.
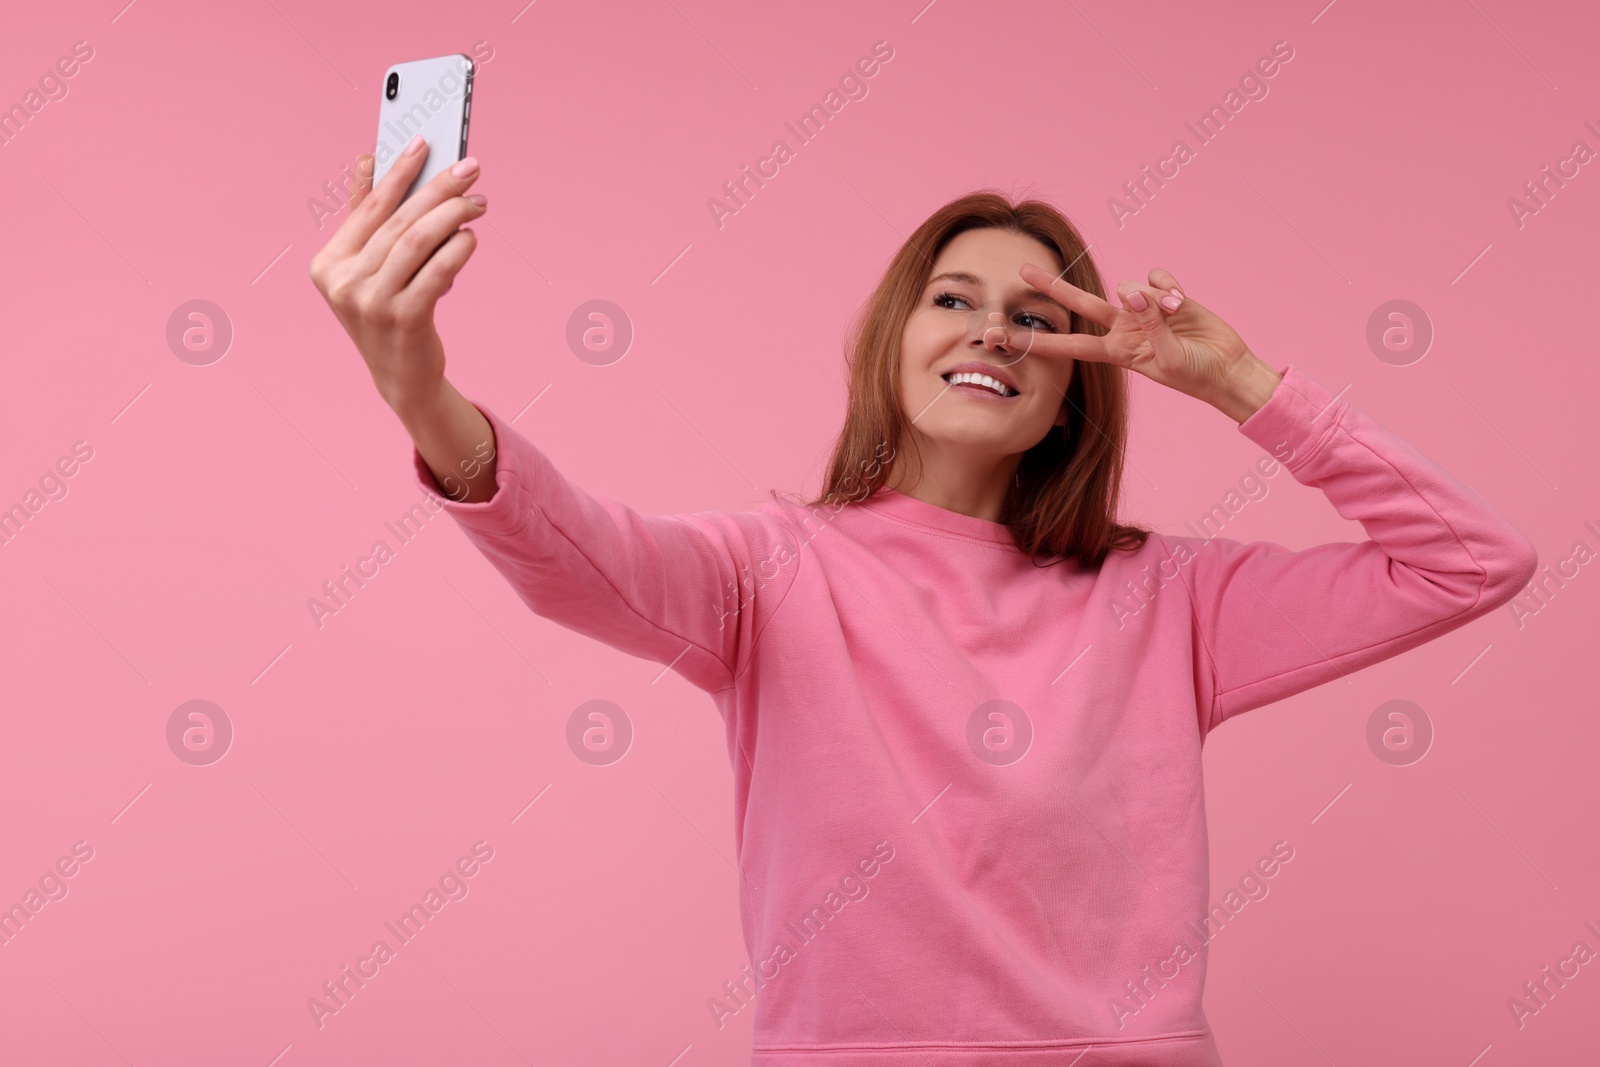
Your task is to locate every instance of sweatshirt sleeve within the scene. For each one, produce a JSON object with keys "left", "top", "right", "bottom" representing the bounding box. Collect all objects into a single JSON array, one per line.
[
  {"left": 1165, "top": 364, "right": 1539, "bottom": 736},
  {"left": 410, "top": 401, "right": 800, "bottom": 694}
]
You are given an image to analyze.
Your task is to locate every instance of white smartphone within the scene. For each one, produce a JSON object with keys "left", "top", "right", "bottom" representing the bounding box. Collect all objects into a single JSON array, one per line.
[{"left": 372, "top": 53, "right": 475, "bottom": 202}]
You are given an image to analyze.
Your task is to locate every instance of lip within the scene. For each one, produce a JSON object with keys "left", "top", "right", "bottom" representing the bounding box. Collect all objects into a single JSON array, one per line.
[{"left": 939, "top": 360, "right": 1022, "bottom": 397}]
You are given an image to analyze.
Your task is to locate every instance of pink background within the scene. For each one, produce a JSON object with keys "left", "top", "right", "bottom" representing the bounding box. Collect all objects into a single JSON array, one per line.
[{"left": 2, "top": 0, "right": 1597, "bottom": 1063}]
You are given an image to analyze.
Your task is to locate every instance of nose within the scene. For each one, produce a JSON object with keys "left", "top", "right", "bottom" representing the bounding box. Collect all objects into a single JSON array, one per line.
[
  {"left": 967, "top": 305, "right": 1031, "bottom": 366},
  {"left": 971, "top": 309, "right": 1012, "bottom": 351}
]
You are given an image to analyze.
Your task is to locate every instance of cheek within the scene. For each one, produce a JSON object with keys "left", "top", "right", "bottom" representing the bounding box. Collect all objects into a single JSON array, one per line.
[
  {"left": 1037, "top": 360, "right": 1074, "bottom": 402},
  {"left": 901, "top": 312, "right": 959, "bottom": 364}
]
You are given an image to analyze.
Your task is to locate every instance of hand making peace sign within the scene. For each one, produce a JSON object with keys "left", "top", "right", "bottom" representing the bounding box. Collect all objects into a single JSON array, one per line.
[{"left": 1016, "top": 263, "right": 1283, "bottom": 423}]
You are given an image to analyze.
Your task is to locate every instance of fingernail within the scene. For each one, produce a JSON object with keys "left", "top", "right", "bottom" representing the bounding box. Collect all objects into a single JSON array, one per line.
[
  {"left": 466, "top": 193, "right": 487, "bottom": 206},
  {"left": 1125, "top": 290, "right": 1148, "bottom": 312},
  {"left": 1169, "top": 287, "right": 1183, "bottom": 299},
  {"left": 404, "top": 133, "right": 426, "bottom": 156},
  {"left": 451, "top": 156, "right": 479, "bottom": 178},
  {"left": 1160, "top": 294, "right": 1182, "bottom": 311}
]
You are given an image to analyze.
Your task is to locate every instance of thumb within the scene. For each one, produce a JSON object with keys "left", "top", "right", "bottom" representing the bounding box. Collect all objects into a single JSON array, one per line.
[{"left": 349, "top": 153, "right": 376, "bottom": 211}]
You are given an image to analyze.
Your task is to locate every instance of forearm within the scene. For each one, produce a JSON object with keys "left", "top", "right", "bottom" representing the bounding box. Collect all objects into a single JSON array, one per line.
[{"left": 395, "top": 378, "right": 500, "bottom": 504}]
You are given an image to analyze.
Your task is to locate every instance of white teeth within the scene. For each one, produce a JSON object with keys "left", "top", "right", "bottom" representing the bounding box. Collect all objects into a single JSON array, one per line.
[{"left": 944, "top": 371, "right": 1016, "bottom": 397}]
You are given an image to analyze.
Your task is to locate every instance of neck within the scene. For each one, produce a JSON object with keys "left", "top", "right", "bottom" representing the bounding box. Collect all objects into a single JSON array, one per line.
[{"left": 883, "top": 455, "right": 1019, "bottom": 523}]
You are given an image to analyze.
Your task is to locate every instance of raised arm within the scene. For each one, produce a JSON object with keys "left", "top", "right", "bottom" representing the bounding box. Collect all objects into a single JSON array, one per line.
[
  {"left": 1013, "top": 262, "right": 1538, "bottom": 736},
  {"left": 311, "top": 143, "right": 796, "bottom": 694},
  {"left": 1171, "top": 364, "right": 1538, "bottom": 733}
]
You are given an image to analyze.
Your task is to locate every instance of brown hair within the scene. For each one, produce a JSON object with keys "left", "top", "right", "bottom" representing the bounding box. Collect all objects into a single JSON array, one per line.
[{"left": 783, "top": 189, "right": 1152, "bottom": 569}]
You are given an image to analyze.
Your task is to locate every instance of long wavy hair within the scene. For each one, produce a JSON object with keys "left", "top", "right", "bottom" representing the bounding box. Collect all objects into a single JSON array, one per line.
[{"left": 782, "top": 190, "right": 1152, "bottom": 569}]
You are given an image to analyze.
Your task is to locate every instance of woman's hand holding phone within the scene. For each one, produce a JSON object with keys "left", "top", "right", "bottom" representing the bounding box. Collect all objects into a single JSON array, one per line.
[
  {"left": 310, "top": 135, "right": 484, "bottom": 413},
  {"left": 310, "top": 138, "right": 501, "bottom": 504}
]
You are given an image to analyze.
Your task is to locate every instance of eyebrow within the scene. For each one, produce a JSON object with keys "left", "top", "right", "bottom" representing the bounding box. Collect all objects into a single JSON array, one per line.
[{"left": 925, "top": 270, "right": 1071, "bottom": 317}]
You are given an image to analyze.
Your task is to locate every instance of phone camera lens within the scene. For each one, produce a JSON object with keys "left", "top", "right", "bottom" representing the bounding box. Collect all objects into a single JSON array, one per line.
[{"left": 385, "top": 72, "right": 399, "bottom": 100}]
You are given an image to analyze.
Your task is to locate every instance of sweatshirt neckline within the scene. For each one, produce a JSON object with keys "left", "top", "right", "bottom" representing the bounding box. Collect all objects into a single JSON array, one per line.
[{"left": 858, "top": 487, "right": 1020, "bottom": 547}]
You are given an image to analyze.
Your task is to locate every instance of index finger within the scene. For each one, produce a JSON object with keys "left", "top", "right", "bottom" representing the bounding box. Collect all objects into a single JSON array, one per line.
[
  {"left": 1019, "top": 263, "right": 1121, "bottom": 332},
  {"left": 318, "top": 140, "right": 422, "bottom": 261},
  {"left": 355, "top": 151, "right": 484, "bottom": 277},
  {"left": 328, "top": 136, "right": 469, "bottom": 268}
]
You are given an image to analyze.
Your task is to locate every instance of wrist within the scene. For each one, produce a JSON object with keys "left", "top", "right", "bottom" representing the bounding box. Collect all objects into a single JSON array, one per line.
[
  {"left": 389, "top": 377, "right": 455, "bottom": 430},
  {"left": 1207, "top": 353, "right": 1283, "bottom": 424}
]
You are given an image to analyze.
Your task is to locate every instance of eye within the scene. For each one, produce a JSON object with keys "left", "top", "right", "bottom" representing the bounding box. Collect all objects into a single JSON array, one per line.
[{"left": 933, "top": 291, "right": 1058, "bottom": 332}]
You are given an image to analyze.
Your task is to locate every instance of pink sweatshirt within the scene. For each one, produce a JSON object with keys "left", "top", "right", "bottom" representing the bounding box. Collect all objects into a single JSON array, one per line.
[{"left": 411, "top": 364, "right": 1537, "bottom": 1065}]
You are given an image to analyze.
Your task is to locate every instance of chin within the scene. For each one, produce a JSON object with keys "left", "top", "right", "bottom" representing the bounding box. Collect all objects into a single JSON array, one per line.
[{"left": 917, "top": 418, "right": 1037, "bottom": 454}]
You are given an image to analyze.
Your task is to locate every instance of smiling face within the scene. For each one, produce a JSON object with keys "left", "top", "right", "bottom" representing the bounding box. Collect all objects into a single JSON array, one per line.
[{"left": 892, "top": 227, "right": 1077, "bottom": 491}]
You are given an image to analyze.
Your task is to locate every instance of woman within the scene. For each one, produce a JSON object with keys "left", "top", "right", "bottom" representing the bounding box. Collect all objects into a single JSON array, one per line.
[{"left": 311, "top": 135, "right": 1537, "bottom": 1066}]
